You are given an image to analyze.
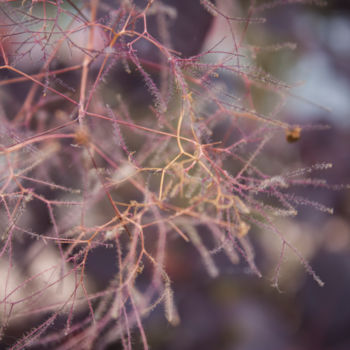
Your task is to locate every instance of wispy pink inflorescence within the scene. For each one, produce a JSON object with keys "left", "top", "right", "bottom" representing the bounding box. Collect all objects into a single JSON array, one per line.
[{"left": 0, "top": 0, "right": 336, "bottom": 349}]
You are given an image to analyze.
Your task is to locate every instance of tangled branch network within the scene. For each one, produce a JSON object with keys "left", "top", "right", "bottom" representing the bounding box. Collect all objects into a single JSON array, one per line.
[{"left": 0, "top": 0, "right": 338, "bottom": 349}]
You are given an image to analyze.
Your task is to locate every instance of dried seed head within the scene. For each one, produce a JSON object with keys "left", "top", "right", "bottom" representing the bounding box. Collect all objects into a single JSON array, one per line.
[
  {"left": 286, "top": 126, "right": 301, "bottom": 143},
  {"left": 74, "top": 128, "right": 90, "bottom": 146},
  {"left": 238, "top": 221, "right": 250, "bottom": 237}
]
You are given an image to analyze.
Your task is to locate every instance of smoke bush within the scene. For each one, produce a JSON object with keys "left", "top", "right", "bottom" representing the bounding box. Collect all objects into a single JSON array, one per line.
[{"left": 0, "top": 1, "right": 337, "bottom": 349}]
